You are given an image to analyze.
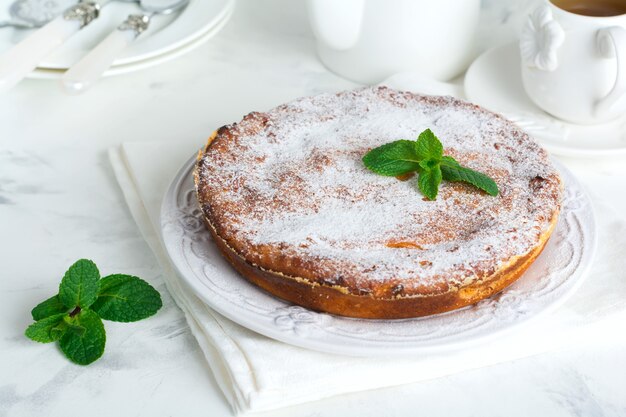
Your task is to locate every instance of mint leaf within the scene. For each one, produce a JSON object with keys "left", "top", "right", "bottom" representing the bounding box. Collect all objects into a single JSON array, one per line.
[
  {"left": 441, "top": 155, "right": 460, "bottom": 167},
  {"left": 25, "top": 313, "right": 66, "bottom": 343},
  {"left": 440, "top": 163, "right": 499, "bottom": 196},
  {"left": 418, "top": 165, "right": 442, "bottom": 200},
  {"left": 419, "top": 158, "right": 439, "bottom": 171},
  {"left": 362, "top": 129, "right": 500, "bottom": 200},
  {"left": 62, "top": 314, "right": 86, "bottom": 337},
  {"left": 32, "top": 295, "right": 68, "bottom": 320},
  {"left": 58, "top": 259, "right": 100, "bottom": 309},
  {"left": 59, "top": 309, "right": 105, "bottom": 365},
  {"left": 26, "top": 260, "right": 163, "bottom": 366},
  {"left": 91, "top": 274, "right": 162, "bottom": 322},
  {"left": 415, "top": 129, "right": 443, "bottom": 161},
  {"left": 362, "top": 140, "right": 421, "bottom": 176}
]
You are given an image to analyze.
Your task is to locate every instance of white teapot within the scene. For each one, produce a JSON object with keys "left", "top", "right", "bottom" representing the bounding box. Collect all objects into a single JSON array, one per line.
[{"left": 306, "top": 0, "right": 481, "bottom": 84}]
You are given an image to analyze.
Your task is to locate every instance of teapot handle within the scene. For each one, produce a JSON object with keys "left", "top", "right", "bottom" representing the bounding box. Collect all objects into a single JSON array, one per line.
[
  {"left": 595, "top": 26, "right": 626, "bottom": 117},
  {"left": 306, "top": 0, "right": 364, "bottom": 51}
]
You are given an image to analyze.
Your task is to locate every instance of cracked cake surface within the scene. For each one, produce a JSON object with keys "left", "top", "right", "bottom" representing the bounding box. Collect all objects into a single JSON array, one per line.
[{"left": 194, "top": 87, "right": 562, "bottom": 318}]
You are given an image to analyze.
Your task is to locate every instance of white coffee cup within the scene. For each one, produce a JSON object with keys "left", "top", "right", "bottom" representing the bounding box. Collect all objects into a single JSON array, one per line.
[
  {"left": 306, "top": 0, "right": 480, "bottom": 85},
  {"left": 520, "top": 0, "right": 626, "bottom": 124}
]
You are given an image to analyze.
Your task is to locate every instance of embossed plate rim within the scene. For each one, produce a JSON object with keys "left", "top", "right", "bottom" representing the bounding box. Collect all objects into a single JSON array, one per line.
[{"left": 160, "top": 156, "right": 597, "bottom": 356}]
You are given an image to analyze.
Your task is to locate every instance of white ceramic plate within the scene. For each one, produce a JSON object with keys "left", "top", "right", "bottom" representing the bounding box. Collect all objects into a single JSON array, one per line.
[
  {"left": 0, "top": 0, "right": 234, "bottom": 69},
  {"left": 465, "top": 42, "right": 626, "bottom": 157},
  {"left": 25, "top": 6, "right": 232, "bottom": 79},
  {"left": 160, "top": 157, "right": 596, "bottom": 356}
]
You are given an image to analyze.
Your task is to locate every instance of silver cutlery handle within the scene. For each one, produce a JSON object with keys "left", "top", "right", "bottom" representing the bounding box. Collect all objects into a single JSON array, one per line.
[
  {"left": 0, "top": 2, "right": 100, "bottom": 93},
  {"left": 61, "top": 14, "right": 150, "bottom": 94}
]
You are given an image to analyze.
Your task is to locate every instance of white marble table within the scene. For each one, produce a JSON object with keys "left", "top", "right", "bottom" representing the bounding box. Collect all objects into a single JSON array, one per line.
[{"left": 1, "top": 1, "right": 625, "bottom": 416}]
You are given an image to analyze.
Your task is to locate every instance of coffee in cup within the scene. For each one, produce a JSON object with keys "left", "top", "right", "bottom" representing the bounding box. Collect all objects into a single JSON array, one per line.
[{"left": 551, "top": 0, "right": 626, "bottom": 17}]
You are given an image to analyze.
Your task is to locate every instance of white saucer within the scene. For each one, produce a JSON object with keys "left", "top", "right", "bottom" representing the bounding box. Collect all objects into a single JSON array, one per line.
[
  {"left": 26, "top": 4, "right": 233, "bottom": 79},
  {"left": 465, "top": 42, "right": 626, "bottom": 158},
  {"left": 0, "top": 0, "right": 234, "bottom": 70},
  {"left": 160, "top": 156, "right": 596, "bottom": 357}
]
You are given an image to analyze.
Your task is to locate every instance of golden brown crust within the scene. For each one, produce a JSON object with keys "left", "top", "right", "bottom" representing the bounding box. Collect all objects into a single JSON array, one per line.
[
  {"left": 194, "top": 87, "right": 562, "bottom": 318},
  {"left": 201, "top": 209, "right": 557, "bottom": 319}
]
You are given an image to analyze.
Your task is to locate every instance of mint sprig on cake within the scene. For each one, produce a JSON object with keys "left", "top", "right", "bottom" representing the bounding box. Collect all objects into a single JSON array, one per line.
[{"left": 362, "top": 129, "right": 499, "bottom": 200}]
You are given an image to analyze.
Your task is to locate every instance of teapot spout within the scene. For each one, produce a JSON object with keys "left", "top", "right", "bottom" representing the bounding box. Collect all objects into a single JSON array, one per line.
[{"left": 306, "top": 0, "right": 364, "bottom": 51}]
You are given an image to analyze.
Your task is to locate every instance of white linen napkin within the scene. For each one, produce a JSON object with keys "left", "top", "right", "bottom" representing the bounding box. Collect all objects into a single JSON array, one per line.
[{"left": 109, "top": 140, "right": 626, "bottom": 415}]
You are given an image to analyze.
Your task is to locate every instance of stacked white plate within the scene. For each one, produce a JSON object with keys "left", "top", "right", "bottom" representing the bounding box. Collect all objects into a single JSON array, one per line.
[{"left": 0, "top": 0, "right": 234, "bottom": 79}]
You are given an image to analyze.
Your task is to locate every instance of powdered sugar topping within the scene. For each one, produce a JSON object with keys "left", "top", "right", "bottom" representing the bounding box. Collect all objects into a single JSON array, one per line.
[{"left": 196, "top": 87, "right": 561, "bottom": 295}]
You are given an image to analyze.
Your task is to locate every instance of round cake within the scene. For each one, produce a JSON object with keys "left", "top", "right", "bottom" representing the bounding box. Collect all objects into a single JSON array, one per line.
[{"left": 194, "top": 87, "right": 562, "bottom": 319}]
